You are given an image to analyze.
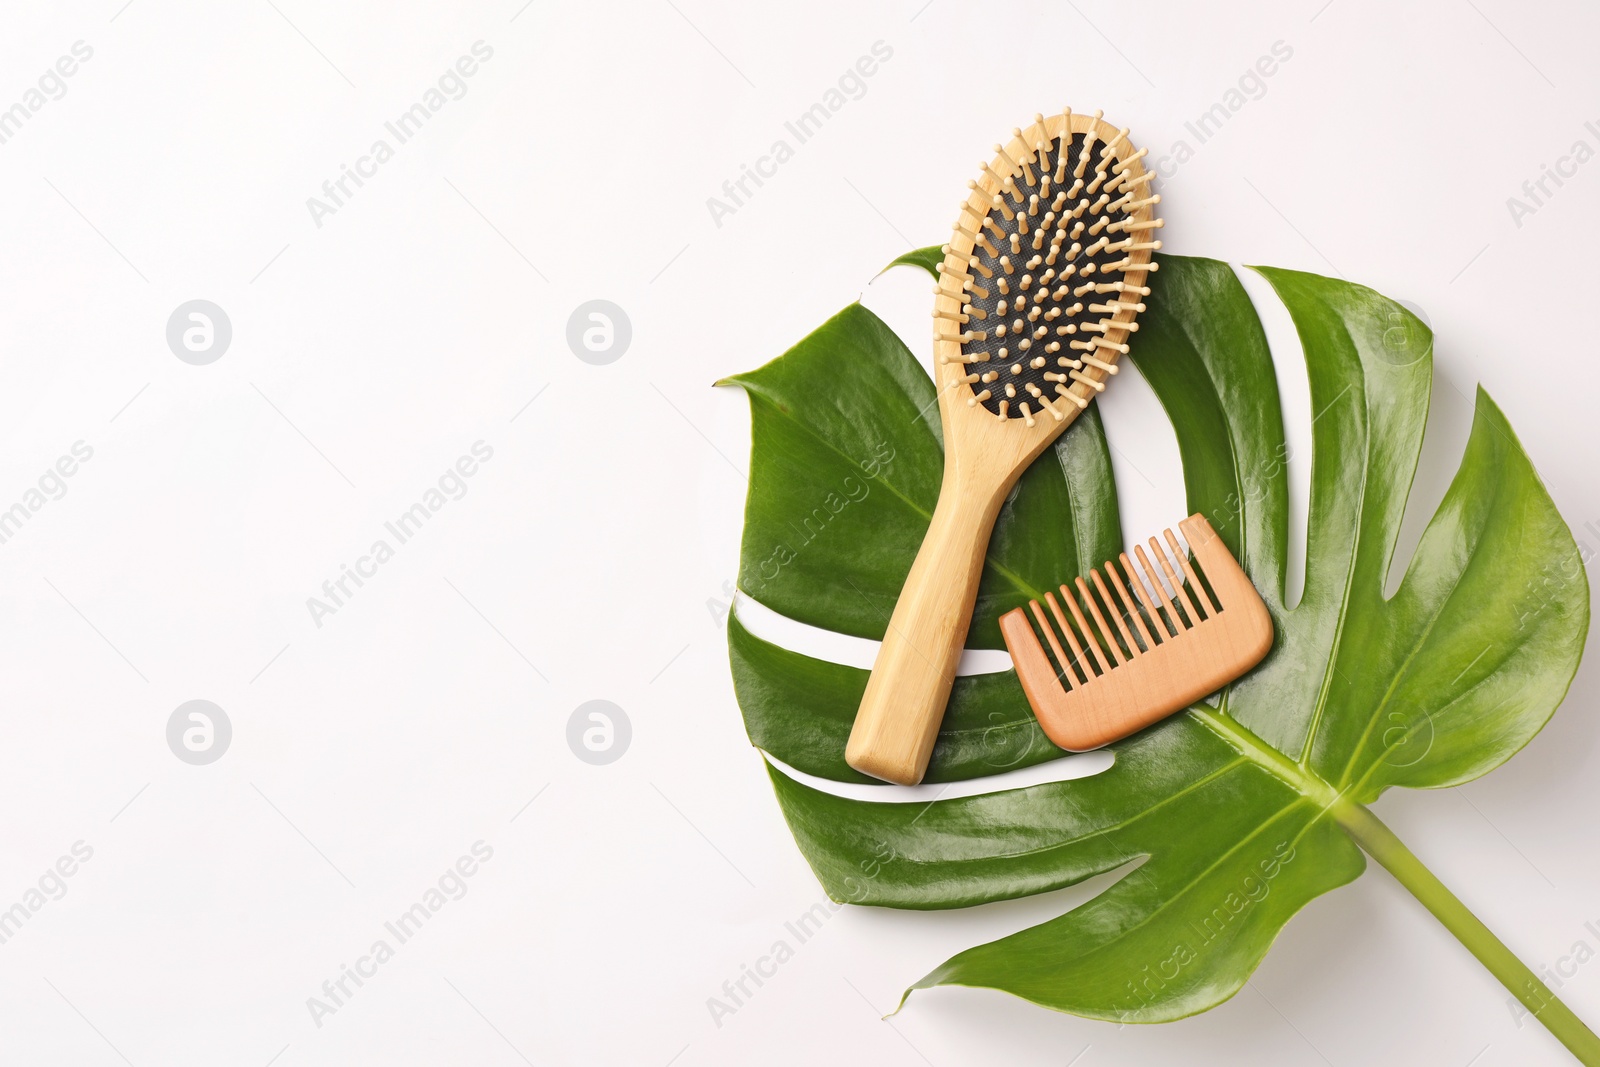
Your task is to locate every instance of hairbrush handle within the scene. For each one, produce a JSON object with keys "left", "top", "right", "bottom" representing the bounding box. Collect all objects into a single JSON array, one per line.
[
  {"left": 846, "top": 480, "right": 1007, "bottom": 785},
  {"left": 843, "top": 108, "right": 1159, "bottom": 784}
]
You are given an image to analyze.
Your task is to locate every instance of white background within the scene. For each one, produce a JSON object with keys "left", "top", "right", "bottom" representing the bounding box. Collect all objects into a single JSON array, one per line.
[{"left": 0, "top": 1, "right": 1597, "bottom": 1064}]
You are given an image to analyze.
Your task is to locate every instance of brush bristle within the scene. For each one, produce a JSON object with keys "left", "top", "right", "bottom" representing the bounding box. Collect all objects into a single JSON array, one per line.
[{"left": 939, "top": 109, "right": 1162, "bottom": 421}]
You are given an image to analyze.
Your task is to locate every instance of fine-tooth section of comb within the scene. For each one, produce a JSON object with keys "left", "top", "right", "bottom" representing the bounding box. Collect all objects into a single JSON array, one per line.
[{"left": 998, "top": 514, "right": 1273, "bottom": 752}]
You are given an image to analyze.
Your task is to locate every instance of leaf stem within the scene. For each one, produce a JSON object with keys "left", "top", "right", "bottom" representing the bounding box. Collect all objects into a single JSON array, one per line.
[{"left": 1331, "top": 797, "right": 1600, "bottom": 1065}]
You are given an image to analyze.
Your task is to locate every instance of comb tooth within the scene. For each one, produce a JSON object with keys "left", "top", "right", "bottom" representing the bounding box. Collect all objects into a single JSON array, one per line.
[
  {"left": 1027, "top": 599, "right": 1074, "bottom": 688},
  {"left": 1115, "top": 553, "right": 1161, "bottom": 648},
  {"left": 1165, "top": 528, "right": 1218, "bottom": 617},
  {"left": 1063, "top": 579, "right": 1113, "bottom": 672},
  {"left": 1075, "top": 575, "right": 1126, "bottom": 668},
  {"left": 1043, "top": 591, "right": 1092, "bottom": 684},
  {"left": 1133, "top": 543, "right": 1183, "bottom": 635},
  {"left": 1076, "top": 575, "right": 1125, "bottom": 667},
  {"left": 1054, "top": 586, "right": 1105, "bottom": 676},
  {"left": 1093, "top": 566, "right": 1144, "bottom": 656},
  {"left": 1149, "top": 535, "right": 1201, "bottom": 627}
]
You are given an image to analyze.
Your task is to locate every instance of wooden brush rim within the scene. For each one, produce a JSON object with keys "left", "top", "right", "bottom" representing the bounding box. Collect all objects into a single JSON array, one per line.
[{"left": 934, "top": 110, "right": 1156, "bottom": 467}]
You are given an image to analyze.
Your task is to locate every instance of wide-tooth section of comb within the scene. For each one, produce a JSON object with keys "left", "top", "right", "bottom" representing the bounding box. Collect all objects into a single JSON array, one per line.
[{"left": 998, "top": 514, "right": 1274, "bottom": 751}]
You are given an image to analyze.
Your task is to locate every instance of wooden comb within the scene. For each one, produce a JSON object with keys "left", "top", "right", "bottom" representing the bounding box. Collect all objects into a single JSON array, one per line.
[
  {"left": 845, "top": 108, "right": 1162, "bottom": 785},
  {"left": 998, "top": 514, "right": 1273, "bottom": 752}
]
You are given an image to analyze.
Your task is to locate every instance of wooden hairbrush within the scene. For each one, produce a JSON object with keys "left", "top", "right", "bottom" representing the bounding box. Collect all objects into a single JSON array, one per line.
[
  {"left": 999, "top": 514, "right": 1273, "bottom": 751},
  {"left": 845, "top": 108, "right": 1163, "bottom": 785}
]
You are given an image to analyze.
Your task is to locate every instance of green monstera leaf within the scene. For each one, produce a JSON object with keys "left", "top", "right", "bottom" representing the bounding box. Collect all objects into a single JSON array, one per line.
[{"left": 721, "top": 254, "right": 1595, "bottom": 1058}]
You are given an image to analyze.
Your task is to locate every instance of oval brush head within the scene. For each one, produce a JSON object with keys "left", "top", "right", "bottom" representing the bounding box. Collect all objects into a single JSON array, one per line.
[{"left": 937, "top": 108, "right": 1163, "bottom": 426}]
